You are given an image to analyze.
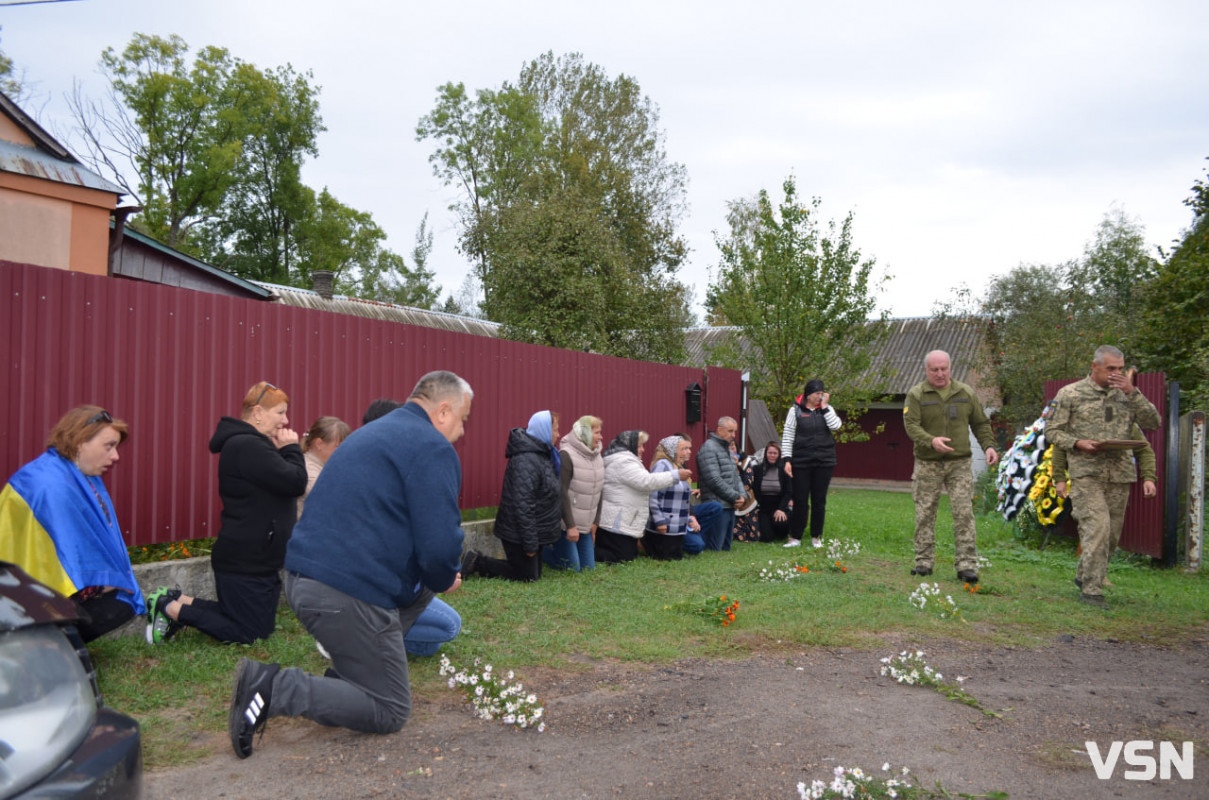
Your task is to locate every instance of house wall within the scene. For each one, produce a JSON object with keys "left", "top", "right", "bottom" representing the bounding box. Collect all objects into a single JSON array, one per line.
[
  {"left": 0, "top": 172, "right": 116, "bottom": 275},
  {"left": 0, "top": 260, "right": 742, "bottom": 547}
]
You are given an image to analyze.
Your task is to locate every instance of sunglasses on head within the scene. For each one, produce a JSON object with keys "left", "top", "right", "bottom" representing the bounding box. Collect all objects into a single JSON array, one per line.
[
  {"left": 254, "top": 383, "right": 278, "bottom": 407},
  {"left": 86, "top": 410, "right": 113, "bottom": 426}
]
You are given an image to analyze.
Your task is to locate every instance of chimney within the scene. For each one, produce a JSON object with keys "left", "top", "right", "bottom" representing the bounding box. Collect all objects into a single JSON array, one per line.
[{"left": 312, "top": 270, "right": 334, "bottom": 300}]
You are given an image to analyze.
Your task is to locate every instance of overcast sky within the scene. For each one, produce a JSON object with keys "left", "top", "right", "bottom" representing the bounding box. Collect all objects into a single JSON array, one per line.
[{"left": 3, "top": 0, "right": 1206, "bottom": 320}]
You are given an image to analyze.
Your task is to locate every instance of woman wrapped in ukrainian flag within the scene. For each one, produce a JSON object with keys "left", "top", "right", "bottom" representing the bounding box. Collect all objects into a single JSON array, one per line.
[{"left": 0, "top": 405, "right": 144, "bottom": 642}]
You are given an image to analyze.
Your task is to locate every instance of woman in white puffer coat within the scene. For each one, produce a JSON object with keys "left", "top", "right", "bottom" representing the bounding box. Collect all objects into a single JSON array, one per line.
[{"left": 595, "top": 430, "right": 691, "bottom": 564}]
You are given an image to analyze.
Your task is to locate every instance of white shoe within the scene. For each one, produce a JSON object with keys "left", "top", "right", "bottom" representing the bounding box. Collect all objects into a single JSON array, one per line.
[
  {"left": 812, "top": 538, "right": 823, "bottom": 549},
  {"left": 316, "top": 640, "right": 331, "bottom": 660},
  {"left": 783, "top": 539, "right": 801, "bottom": 548}
]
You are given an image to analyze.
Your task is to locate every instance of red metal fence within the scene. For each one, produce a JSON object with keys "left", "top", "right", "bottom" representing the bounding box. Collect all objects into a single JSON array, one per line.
[
  {"left": 1, "top": 261, "right": 742, "bottom": 547},
  {"left": 1044, "top": 374, "right": 1167, "bottom": 558}
]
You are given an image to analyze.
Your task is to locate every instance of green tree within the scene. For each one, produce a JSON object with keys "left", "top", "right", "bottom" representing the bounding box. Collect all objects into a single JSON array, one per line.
[
  {"left": 1135, "top": 159, "right": 1209, "bottom": 408},
  {"left": 706, "top": 175, "right": 890, "bottom": 432},
  {"left": 351, "top": 213, "right": 441, "bottom": 309},
  {"left": 1, "top": 30, "right": 24, "bottom": 100},
  {"left": 196, "top": 64, "right": 324, "bottom": 283},
  {"left": 977, "top": 210, "right": 1155, "bottom": 430},
  {"left": 290, "top": 189, "right": 439, "bottom": 306},
  {"left": 417, "top": 52, "right": 690, "bottom": 362},
  {"left": 71, "top": 34, "right": 268, "bottom": 248}
]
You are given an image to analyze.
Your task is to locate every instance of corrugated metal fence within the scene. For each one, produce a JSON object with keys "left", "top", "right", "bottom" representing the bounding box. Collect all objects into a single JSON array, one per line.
[
  {"left": 1, "top": 261, "right": 742, "bottom": 546},
  {"left": 1044, "top": 373, "right": 1167, "bottom": 558}
]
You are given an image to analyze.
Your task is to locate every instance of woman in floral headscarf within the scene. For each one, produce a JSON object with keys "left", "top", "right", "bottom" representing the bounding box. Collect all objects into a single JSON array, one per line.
[
  {"left": 595, "top": 430, "right": 689, "bottom": 564},
  {"left": 644, "top": 434, "right": 713, "bottom": 560}
]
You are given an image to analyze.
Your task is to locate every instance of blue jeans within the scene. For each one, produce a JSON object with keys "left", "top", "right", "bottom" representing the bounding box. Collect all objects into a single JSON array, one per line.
[
  {"left": 686, "top": 501, "right": 722, "bottom": 555},
  {"left": 701, "top": 506, "right": 735, "bottom": 551},
  {"left": 543, "top": 529, "right": 596, "bottom": 572},
  {"left": 404, "top": 596, "right": 461, "bottom": 657}
]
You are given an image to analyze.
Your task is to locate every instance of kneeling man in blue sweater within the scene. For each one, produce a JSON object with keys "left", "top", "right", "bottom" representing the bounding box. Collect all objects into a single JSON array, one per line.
[{"left": 228, "top": 370, "right": 473, "bottom": 758}]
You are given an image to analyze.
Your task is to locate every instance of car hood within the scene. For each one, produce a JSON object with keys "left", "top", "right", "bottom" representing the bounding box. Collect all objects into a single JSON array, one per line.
[{"left": 0, "top": 561, "right": 81, "bottom": 632}]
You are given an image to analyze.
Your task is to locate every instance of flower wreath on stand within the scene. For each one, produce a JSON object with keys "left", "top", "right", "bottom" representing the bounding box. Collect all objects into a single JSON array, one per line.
[{"left": 997, "top": 400, "right": 1070, "bottom": 527}]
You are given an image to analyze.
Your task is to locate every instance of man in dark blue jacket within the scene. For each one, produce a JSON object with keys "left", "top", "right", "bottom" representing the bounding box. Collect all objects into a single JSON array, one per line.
[{"left": 228, "top": 371, "right": 473, "bottom": 759}]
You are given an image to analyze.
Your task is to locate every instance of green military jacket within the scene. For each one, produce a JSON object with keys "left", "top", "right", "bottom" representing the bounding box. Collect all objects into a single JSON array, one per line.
[
  {"left": 903, "top": 379, "right": 995, "bottom": 462},
  {"left": 1050, "top": 422, "right": 1156, "bottom": 483},
  {"left": 1047, "top": 376, "right": 1162, "bottom": 482}
]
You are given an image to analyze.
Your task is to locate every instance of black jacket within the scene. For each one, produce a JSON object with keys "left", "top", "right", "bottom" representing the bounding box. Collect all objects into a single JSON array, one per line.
[
  {"left": 750, "top": 457, "right": 792, "bottom": 512},
  {"left": 493, "top": 428, "right": 563, "bottom": 554},
  {"left": 209, "top": 417, "right": 307, "bottom": 575}
]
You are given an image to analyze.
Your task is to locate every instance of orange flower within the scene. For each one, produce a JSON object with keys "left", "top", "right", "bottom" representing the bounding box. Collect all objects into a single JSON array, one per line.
[
  {"left": 722, "top": 620, "right": 730, "bottom": 627},
  {"left": 720, "top": 595, "right": 727, "bottom": 602},
  {"left": 841, "top": 567, "right": 848, "bottom": 573}
]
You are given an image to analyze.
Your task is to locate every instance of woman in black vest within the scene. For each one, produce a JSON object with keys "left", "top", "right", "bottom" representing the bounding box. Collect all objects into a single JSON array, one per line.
[{"left": 780, "top": 379, "right": 842, "bottom": 548}]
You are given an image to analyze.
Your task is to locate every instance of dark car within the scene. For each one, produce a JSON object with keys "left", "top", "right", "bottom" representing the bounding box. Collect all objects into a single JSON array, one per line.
[{"left": 0, "top": 562, "right": 142, "bottom": 799}]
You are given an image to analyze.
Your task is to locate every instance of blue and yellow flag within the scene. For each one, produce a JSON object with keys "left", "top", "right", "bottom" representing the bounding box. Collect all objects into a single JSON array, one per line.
[{"left": 0, "top": 449, "right": 144, "bottom": 614}]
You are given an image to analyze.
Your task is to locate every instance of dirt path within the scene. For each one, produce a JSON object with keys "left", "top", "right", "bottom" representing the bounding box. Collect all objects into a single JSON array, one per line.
[{"left": 145, "top": 635, "right": 1209, "bottom": 799}]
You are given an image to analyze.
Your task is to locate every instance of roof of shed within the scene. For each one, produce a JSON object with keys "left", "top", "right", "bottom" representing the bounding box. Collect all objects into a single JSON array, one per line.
[
  {"left": 683, "top": 316, "right": 993, "bottom": 396},
  {"left": 254, "top": 281, "right": 505, "bottom": 338}
]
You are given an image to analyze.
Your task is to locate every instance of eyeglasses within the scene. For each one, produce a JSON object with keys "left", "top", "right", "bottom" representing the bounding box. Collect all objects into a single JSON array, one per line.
[
  {"left": 86, "top": 409, "right": 113, "bottom": 426},
  {"left": 254, "top": 383, "right": 278, "bottom": 407}
]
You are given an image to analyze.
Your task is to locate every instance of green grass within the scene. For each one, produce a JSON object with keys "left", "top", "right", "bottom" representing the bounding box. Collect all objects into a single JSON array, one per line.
[{"left": 89, "top": 488, "right": 1209, "bottom": 769}]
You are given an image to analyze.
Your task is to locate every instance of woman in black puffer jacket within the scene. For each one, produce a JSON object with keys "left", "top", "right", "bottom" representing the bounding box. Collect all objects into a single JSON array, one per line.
[{"left": 465, "top": 410, "right": 562, "bottom": 582}]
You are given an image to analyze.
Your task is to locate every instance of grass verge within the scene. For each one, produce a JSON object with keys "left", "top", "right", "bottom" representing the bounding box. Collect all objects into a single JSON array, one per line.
[{"left": 89, "top": 488, "right": 1209, "bottom": 769}]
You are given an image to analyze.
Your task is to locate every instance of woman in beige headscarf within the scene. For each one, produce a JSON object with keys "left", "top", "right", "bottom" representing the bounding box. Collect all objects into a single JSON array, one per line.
[{"left": 544, "top": 415, "right": 604, "bottom": 571}]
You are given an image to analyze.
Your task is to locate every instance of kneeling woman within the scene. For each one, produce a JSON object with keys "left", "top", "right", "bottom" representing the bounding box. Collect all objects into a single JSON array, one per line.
[
  {"left": 643, "top": 434, "right": 708, "bottom": 560},
  {"left": 465, "top": 411, "right": 562, "bottom": 582},
  {"left": 0, "top": 406, "right": 144, "bottom": 642},
  {"left": 146, "top": 381, "right": 307, "bottom": 644},
  {"left": 596, "top": 431, "right": 690, "bottom": 564}
]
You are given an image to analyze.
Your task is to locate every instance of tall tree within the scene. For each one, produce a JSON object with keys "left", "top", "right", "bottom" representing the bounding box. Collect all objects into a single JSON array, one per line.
[
  {"left": 417, "top": 52, "right": 690, "bottom": 362},
  {"left": 71, "top": 34, "right": 268, "bottom": 249},
  {"left": 706, "top": 175, "right": 890, "bottom": 430},
  {"left": 195, "top": 63, "right": 324, "bottom": 283},
  {"left": 978, "top": 209, "right": 1155, "bottom": 430},
  {"left": 1135, "top": 159, "right": 1209, "bottom": 408}
]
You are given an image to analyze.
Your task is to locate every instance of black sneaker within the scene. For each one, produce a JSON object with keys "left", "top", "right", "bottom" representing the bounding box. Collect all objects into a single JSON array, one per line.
[
  {"left": 957, "top": 571, "right": 979, "bottom": 584},
  {"left": 1079, "top": 593, "right": 1107, "bottom": 609},
  {"left": 229, "top": 658, "right": 280, "bottom": 759},
  {"left": 910, "top": 566, "right": 932, "bottom": 577},
  {"left": 461, "top": 549, "right": 481, "bottom": 577}
]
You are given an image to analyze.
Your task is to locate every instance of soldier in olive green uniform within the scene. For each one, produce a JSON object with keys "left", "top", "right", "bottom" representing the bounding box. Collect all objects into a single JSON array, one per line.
[
  {"left": 1047, "top": 346, "right": 1161, "bottom": 607},
  {"left": 903, "top": 351, "right": 999, "bottom": 582}
]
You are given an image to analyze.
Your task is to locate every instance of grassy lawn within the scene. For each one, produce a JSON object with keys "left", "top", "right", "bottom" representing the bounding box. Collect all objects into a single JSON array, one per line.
[{"left": 88, "top": 488, "right": 1209, "bottom": 769}]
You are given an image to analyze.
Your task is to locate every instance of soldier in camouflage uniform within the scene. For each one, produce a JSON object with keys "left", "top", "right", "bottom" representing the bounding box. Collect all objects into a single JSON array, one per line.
[
  {"left": 1053, "top": 420, "right": 1157, "bottom": 586},
  {"left": 903, "top": 351, "right": 999, "bottom": 583},
  {"left": 1047, "top": 346, "right": 1161, "bottom": 607}
]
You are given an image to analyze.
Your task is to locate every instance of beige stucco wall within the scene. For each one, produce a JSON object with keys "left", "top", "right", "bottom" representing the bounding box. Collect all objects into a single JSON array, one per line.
[{"left": 0, "top": 173, "right": 117, "bottom": 275}]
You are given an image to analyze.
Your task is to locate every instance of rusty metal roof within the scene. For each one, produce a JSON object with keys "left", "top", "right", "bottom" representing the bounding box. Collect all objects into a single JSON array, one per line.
[
  {"left": 683, "top": 316, "right": 995, "bottom": 397},
  {"left": 254, "top": 281, "right": 505, "bottom": 338},
  {"left": 0, "top": 92, "right": 126, "bottom": 196}
]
